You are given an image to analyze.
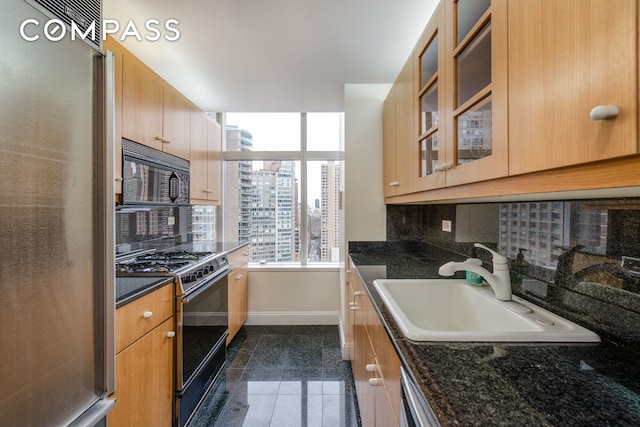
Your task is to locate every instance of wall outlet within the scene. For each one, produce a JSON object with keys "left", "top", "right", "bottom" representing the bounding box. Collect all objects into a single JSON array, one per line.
[
  {"left": 168, "top": 216, "right": 175, "bottom": 226},
  {"left": 442, "top": 220, "right": 452, "bottom": 232}
]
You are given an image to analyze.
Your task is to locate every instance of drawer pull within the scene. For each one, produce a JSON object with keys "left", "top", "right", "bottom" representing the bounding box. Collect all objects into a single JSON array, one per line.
[
  {"left": 354, "top": 291, "right": 364, "bottom": 296},
  {"left": 590, "top": 105, "right": 619, "bottom": 121},
  {"left": 366, "top": 364, "right": 378, "bottom": 372},
  {"left": 166, "top": 331, "right": 176, "bottom": 338},
  {"left": 348, "top": 302, "right": 356, "bottom": 307},
  {"left": 142, "top": 311, "right": 153, "bottom": 319},
  {"left": 368, "top": 377, "right": 383, "bottom": 386},
  {"left": 350, "top": 306, "right": 358, "bottom": 311}
]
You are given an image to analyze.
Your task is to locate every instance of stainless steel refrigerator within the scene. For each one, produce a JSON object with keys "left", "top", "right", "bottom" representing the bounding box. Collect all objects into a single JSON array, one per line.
[{"left": 0, "top": 0, "right": 116, "bottom": 425}]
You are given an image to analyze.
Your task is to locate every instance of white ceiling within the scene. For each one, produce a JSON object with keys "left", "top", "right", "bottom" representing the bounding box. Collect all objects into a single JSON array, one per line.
[{"left": 104, "top": 0, "right": 438, "bottom": 113}]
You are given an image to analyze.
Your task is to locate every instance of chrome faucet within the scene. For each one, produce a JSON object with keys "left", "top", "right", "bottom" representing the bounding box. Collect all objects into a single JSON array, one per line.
[{"left": 438, "top": 243, "right": 513, "bottom": 301}]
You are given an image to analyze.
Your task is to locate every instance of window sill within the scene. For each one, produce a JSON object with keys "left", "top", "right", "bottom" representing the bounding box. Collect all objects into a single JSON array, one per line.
[{"left": 248, "top": 262, "right": 343, "bottom": 272}]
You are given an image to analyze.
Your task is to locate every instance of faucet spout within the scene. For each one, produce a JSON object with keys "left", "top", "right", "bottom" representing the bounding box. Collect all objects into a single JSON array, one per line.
[{"left": 438, "top": 244, "right": 513, "bottom": 301}]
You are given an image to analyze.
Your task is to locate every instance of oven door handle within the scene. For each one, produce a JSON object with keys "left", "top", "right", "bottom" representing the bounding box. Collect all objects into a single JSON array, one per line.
[{"left": 181, "top": 267, "right": 231, "bottom": 303}]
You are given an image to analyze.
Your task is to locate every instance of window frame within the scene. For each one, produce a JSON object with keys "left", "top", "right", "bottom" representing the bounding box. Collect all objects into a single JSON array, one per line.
[{"left": 222, "top": 112, "right": 344, "bottom": 267}]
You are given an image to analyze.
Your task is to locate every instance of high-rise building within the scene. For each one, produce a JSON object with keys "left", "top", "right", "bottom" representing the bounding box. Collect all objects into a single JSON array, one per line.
[
  {"left": 321, "top": 161, "right": 341, "bottom": 262},
  {"left": 225, "top": 125, "right": 253, "bottom": 244},
  {"left": 250, "top": 161, "right": 296, "bottom": 263},
  {"left": 499, "top": 201, "right": 609, "bottom": 269}
]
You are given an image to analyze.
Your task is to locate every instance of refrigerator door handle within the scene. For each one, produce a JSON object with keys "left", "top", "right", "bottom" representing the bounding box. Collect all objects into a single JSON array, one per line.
[{"left": 103, "top": 50, "right": 117, "bottom": 396}]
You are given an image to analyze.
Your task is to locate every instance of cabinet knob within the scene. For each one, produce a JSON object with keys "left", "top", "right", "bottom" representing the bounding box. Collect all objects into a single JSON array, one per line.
[
  {"left": 350, "top": 306, "right": 358, "bottom": 311},
  {"left": 166, "top": 331, "right": 176, "bottom": 338},
  {"left": 115, "top": 177, "right": 123, "bottom": 182},
  {"left": 348, "top": 302, "right": 356, "bottom": 307},
  {"left": 590, "top": 105, "right": 620, "bottom": 121},
  {"left": 142, "top": 311, "right": 153, "bottom": 319},
  {"left": 389, "top": 181, "right": 399, "bottom": 187},
  {"left": 236, "top": 275, "right": 243, "bottom": 280},
  {"left": 365, "top": 363, "right": 378, "bottom": 372},
  {"left": 203, "top": 189, "right": 213, "bottom": 193},
  {"left": 354, "top": 291, "right": 364, "bottom": 296},
  {"left": 368, "top": 377, "right": 384, "bottom": 386}
]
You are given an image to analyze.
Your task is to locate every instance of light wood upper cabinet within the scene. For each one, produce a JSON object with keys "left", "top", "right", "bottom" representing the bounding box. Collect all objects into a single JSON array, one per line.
[
  {"left": 162, "top": 85, "right": 191, "bottom": 160},
  {"left": 507, "top": 0, "right": 638, "bottom": 176},
  {"left": 122, "top": 51, "right": 164, "bottom": 150},
  {"left": 442, "top": 0, "right": 508, "bottom": 187},
  {"left": 414, "top": 1, "right": 447, "bottom": 193},
  {"left": 383, "top": 85, "right": 397, "bottom": 198},
  {"left": 383, "top": 54, "right": 418, "bottom": 197},
  {"left": 384, "top": 0, "right": 508, "bottom": 200},
  {"left": 384, "top": 0, "right": 640, "bottom": 203},
  {"left": 120, "top": 41, "right": 191, "bottom": 160},
  {"left": 190, "top": 110, "right": 222, "bottom": 204}
]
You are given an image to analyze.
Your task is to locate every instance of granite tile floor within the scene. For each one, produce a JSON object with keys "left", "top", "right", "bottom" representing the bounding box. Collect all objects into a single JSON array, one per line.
[{"left": 187, "top": 325, "right": 361, "bottom": 427}]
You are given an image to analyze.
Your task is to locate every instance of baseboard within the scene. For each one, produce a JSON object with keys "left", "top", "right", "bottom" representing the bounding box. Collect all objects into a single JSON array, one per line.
[
  {"left": 338, "top": 315, "right": 352, "bottom": 360},
  {"left": 245, "top": 311, "right": 339, "bottom": 325}
]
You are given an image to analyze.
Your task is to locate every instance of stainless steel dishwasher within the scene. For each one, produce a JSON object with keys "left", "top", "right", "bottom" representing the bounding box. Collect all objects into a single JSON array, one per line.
[{"left": 400, "top": 367, "right": 441, "bottom": 427}]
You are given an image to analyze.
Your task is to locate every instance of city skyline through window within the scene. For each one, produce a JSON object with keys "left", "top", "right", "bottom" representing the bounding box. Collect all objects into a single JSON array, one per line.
[{"left": 223, "top": 113, "right": 344, "bottom": 264}]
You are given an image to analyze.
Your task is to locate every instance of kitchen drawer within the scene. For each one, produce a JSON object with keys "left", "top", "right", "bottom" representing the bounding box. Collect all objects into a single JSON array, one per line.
[
  {"left": 116, "top": 283, "right": 174, "bottom": 353},
  {"left": 228, "top": 245, "right": 249, "bottom": 270}
]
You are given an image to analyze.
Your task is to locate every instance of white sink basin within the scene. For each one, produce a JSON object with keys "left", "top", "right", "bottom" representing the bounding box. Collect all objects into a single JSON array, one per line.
[{"left": 373, "top": 279, "right": 600, "bottom": 343}]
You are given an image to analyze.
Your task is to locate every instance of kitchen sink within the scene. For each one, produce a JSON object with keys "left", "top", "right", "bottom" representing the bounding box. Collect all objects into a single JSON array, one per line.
[{"left": 372, "top": 279, "right": 600, "bottom": 343}]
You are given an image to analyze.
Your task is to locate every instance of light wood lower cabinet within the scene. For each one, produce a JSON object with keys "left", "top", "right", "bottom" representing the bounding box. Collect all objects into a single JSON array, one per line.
[
  {"left": 109, "top": 284, "right": 175, "bottom": 427},
  {"left": 227, "top": 245, "right": 249, "bottom": 345},
  {"left": 348, "top": 259, "right": 401, "bottom": 427}
]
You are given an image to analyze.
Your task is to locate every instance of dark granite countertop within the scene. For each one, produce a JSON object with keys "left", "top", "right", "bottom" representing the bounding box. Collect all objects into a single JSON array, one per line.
[
  {"left": 115, "top": 242, "right": 248, "bottom": 308},
  {"left": 116, "top": 276, "right": 174, "bottom": 308},
  {"left": 349, "top": 244, "right": 640, "bottom": 426}
]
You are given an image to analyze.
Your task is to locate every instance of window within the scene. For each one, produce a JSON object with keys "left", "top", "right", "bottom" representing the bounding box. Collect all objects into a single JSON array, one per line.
[{"left": 223, "top": 113, "right": 344, "bottom": 265}]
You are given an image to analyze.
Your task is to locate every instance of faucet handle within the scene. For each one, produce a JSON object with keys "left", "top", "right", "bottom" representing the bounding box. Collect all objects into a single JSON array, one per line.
[{"left": 474, "top": 243, "right": 508, "bottom": 266}]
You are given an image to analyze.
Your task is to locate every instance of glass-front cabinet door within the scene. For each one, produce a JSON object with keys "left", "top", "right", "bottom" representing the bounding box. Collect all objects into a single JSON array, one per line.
[
  {"left": 414, "top": 2, "right": 446, "bottom": 192},
  {"left": 443, "top": 0, "right": 508, "bottom": 187}
]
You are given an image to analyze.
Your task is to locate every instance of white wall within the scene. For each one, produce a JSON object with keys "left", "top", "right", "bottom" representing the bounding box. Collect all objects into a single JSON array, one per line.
[
  {"left": 340, "top": 83, "right": 391, "bottom": 357},
  {"left": 246, "top": 269, "right": 341, "bottom": 325},
  {"left": 344, "top": 84, "right": 391, "bottom": 243}
]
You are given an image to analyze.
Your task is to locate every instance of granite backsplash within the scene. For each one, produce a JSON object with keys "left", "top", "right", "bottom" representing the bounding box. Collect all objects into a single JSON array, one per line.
[{"left": 384, "top": 198, "right": 640, "bottom": 345}]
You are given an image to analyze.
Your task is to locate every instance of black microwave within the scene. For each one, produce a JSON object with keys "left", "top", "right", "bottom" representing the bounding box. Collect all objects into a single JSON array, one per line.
[{"left": 120, "top": 139, "right": 190, "bottom": 207}]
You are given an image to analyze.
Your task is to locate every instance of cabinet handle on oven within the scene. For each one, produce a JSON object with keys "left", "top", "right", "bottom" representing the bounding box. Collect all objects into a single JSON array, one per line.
[
  {"left": 142, "top": 311, "right": 153, "bottom": 319},
  {"left": 166, "top": 331, "right": 176, "bottom": 338}
]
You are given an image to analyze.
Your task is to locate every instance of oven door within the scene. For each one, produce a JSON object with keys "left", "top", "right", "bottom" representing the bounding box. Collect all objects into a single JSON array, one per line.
[{"left": 176, "top": 269, "right": 230, "bottom": 426}]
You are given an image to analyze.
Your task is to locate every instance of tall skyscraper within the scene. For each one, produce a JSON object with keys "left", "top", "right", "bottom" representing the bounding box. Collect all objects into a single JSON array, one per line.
[
  {"left": 225, "top": 125, "right": 254, "bottom": 244},
  {"left": 250, "top": 161, "right": 296, "bottom": 262},
  {"left": 321, "top": 161, "right": 341, "bottom": 262}
]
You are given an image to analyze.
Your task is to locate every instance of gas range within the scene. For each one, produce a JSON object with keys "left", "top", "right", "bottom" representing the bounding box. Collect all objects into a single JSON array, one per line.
[{"left": 116, "top": 248, "right": 230, "bottom": 297}]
